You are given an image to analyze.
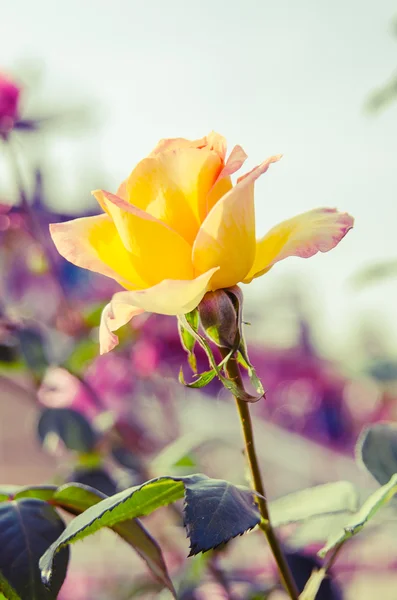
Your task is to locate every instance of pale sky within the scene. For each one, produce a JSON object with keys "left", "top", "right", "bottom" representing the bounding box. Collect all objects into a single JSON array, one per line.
[{"left": 1, "top": 0, "right": 397, "bottom": 352}]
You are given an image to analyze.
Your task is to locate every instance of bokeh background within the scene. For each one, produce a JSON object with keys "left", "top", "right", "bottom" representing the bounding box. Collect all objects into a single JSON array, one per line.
[{"left": 1, "top": 1, "right": 397, "bottom": 599}]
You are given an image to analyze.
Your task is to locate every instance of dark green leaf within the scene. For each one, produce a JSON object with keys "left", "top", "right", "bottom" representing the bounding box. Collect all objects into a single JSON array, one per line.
[
  {"left": 111, "top": 447, "right": 142, "bottom": 473},
  {"left": 37, "top": 408, "right": 97, "bottom": 453},
  {"left": 286, "top": 552, "right": 342, "bottom": 600},
  {"left": 0, "top": 499, "right": 69, "bottom": 600},
  {"left": 357, "top": 422, "right": 397, "bottom": 485},
  {"left": 319, "top": 473, "right": 397, "bottom": 557},
  {"left": 16, "top": 328, "right": 48, "bottom": 376},
  {"left": 183, "top": 477, "right": 260, "bottom": 555},
  {"left": 67, "top": 468, "right": 117, "bottom": 496}
]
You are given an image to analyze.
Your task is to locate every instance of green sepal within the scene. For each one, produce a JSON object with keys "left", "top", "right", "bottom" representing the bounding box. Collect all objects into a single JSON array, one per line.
[
  {"left": 178, "top": 366, "right": 217, "bottom": 388},
  {"left": 178, "top": 309, "right": 199, "bottom": 373},
  {"left": 227, "top": 287, "right": 265, "bottom": 400},
  {"left": 178, "top": 314, "right": 258, "bottom": 402}
]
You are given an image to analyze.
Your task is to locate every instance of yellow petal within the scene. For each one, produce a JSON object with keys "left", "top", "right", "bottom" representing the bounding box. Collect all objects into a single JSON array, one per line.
[
  {"left": 99, "top": 267, "right": 219, "bottom": 352},
  {"left": 244, "top": 208, "right": 354, "bottom": 282},
  {"left": 50, "top": 215, "right": 147, "bottom": 289},
  {"left": 206, "top": 144, "right": 248, "bottom": 216},
  {"left": 99, "top": 301, "right": 144, "bottom": 354},
  {"left": 192, "top": 156, "right": 281, "bottom": 290},
  {"left": 122, "top": 148, "right": 223, "bottom": 244},
  {"left": 92, "top": 191, "right": 194, "bottom": 285},
  {"left": 110, "top": 267, "right": 219, "bottom": 317}
]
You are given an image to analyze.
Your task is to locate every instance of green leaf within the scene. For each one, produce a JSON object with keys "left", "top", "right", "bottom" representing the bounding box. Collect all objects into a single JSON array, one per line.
[
  {"left": 0, "top": 485, "right": 57, "bottom": 503},
  {"left": 270, "top": 481, "right": 358, "bottom": 527},
  {"left": 319, "top": 473, "right": 397, "bottom": 557},
  {"left": 52, "top": 482, "right": 176, "bottom": 596},
  {"left": 64, "top": 339, "right": 98, "bottom": 375},
  {"left": 40, "top": 475, "right": 260, "bottom": 587},
  {"left": 357, "top": 422, "right": 397, "bottom": 485},
  {"left": 151, "top": 433, "right": 208, "bottom": 474},
  {"left": 14, "top": 485, "right": 57, "bottom": 502},
  {"left": 0, "top": 572, "right": 21, "bottom": 600},
  {"left": 37, "top": 407, "right": 97, "bottom": 453}
]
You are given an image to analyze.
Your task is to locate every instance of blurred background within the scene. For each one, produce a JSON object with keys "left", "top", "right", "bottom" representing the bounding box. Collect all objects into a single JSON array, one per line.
[{"left": 1, "top": 1, "right": 397, "bottom": 598}]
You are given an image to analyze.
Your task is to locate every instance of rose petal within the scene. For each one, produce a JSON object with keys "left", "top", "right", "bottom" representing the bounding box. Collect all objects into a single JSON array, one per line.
[
  {"left": 99, "top": 267, "right": 219, "bottom": 353},
  {"left": 99, "top": 302, "right": 145, "bottom": 354},
  {"left": 192, "top": 156, "right": 281, "bottom": 290},
  {"left": 244, "top": 208, "right": 354, "bottom": 282},
  {"left": 206, "top": 144, "right": 248, "bottom": 216},
  {"left": 92, "top": 190, "right": 194, "bottom": 285},
  {"left": 119, "top": 149, "right": 223, "bottom": 244},
  {"left": 149, "top": 135, "right": 208, "bottom": 156},
  {"left": 50, "top": 215, "right": 147, "bottom": 289},
  {"left": 205, "top": 131, "right": 228, "bottom": 160},
  {"left": 149, "top": 131, "right": 226, "bottom": 160}
]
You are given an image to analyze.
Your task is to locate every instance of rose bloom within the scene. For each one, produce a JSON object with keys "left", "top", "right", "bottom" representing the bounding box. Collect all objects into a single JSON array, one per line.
[
  {"left": 0, "top": 72, "right": 20, "bottom": 134},
  {"left": 50, "top": 132, "right": 353, "bottom": 353}
]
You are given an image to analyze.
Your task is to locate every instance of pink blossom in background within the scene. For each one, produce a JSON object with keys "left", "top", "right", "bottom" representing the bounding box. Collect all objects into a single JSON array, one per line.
[{"left": 0, "top": 72, "right": 20, "bottom": 135}]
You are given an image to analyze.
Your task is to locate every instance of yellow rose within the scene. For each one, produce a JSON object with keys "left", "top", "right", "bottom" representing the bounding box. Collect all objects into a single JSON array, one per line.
[{"left": 50, "top": 132, "right": 353, "bottom": 353}]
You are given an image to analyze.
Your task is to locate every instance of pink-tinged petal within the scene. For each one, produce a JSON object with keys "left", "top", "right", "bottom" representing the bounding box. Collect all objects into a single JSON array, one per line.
[
  {"left": 244, "top": 208, "right": 354, "bottom": 282},
  {"left": 92, "top": 190, "right": 194, "bottom": 285},
  {"left": 149, "top": 135, "right": 208, "bottom": 156},
  {"left": 192, "top": 156, "right": 282, "bottom": 290},
  {"left": 206, "top": 144, "right": 248, "bottom": 215},
  {"left": 50, "top": 215, "right": 148, "bottom": 289},
  {"left": 221, "top": 144, "right": 248, "bottom": 178},
  {"left": 149, "top": 131, "right": 226, "bottom": 159},
  {"left": 205, "top": 131, "right": 227, "bottom": 160},
  {"left": 237, "top": 153, "right": 283, "bottom": 183},
  {"left": 99, "top": 301, "right": 145, "bottom": 354}
]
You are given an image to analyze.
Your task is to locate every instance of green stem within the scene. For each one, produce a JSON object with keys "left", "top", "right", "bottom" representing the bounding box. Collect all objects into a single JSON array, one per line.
[{"left": 220, "top": 350, "right": 299, "bottom": 600}]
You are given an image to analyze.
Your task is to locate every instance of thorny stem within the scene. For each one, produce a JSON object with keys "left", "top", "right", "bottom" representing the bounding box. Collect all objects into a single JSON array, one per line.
[{"left": 220, "top": 350, "right": 299, "bottom": 600}]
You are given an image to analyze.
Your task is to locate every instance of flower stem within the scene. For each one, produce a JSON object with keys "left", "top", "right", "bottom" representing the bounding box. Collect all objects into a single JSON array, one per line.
[{"left": 220, "top": 351, "right": 299, "bottom": 600}]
